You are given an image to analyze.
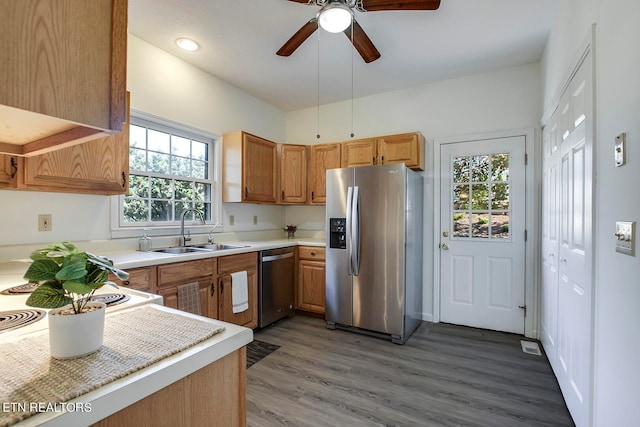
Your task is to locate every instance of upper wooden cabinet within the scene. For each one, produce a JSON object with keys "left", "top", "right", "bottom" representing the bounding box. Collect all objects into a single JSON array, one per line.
[
  {"left": 341, "top": 138, "right": 377, "bottom": 168},
  {"left": 278, "top": 144, "right": 308, "bottom": 204},
  {"left": 223, "top": 131, "right": 277, "bottom": 203},
  {"left": 20, "top": 94, "right": 131, "bottom": 195},
  {"left": 0, "top": 155, "right": 20, "bottom": 189},
  {"left": 308, "top": 143, "right": 341, "bottom": 205},
  {"left": 341, "top": 132, "right": 425, "bottom": 171},
  {"left": 0, "top": 0, "right": 128, "bottom": 157},
  {"left": 378, "top": 132, "right": 425, "bottom": 171}
]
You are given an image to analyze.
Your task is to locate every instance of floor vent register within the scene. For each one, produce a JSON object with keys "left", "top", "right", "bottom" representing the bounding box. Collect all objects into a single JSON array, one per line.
[{"left": 520, "top": 340, "right": 542, "bottom": 356}]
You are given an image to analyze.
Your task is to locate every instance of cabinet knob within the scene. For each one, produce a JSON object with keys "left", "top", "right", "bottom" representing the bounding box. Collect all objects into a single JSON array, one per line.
[
  {"left": 244, "top": 187, "right": 248, "bottom": 198},
  {"left": 310, "top": 252, "right": 315, "bottom": 256},
  {"left": 211, "top": 282, "right": 215, "bottom": 296},
  {"left": 311, "top": 191, "right": 315, "bottom": 200},
  {"left": 121, "top": 171, "right": 126, "bottom": 188},
  {"left": 282, "top": 190, "right": 285, "bottom": 199},
  {"left": 123, "top": 280, "right": 130, "bottom": 286}
]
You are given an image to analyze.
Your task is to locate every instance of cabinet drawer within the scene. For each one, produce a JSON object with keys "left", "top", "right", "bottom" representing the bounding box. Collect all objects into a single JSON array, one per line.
[
  {"left": 218, "top": 252, "right": 258, "bottom": 275},
  {"left": 298, "top": 246, "right": 325, "bottom": 261},
  {"left": 158, "top": 258, "right": 217, "bottom": 287},
  {"left": 109, "top": 266, "right": 156, "bottom": 293}
]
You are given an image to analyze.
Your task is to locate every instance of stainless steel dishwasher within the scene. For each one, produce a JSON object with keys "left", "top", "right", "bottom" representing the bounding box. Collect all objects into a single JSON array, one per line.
[{"left": 259, "top": 247, "right": 295, "bottom": 328}]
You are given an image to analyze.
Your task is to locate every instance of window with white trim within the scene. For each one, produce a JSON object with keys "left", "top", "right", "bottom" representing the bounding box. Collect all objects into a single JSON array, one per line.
[{"left": 120, "top": 114, "right": 216, "bottom": 226}]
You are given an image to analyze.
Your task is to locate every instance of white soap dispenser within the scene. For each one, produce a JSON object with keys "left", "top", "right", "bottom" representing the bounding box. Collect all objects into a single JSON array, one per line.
[{"left": 138, "top": 229, "right": 152, "bottom": 251}]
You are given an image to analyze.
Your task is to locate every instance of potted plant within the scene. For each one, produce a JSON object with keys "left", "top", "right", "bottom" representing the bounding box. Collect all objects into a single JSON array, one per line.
[
  {"left": 283, "top": 224, "right": 297, "bottom": 239},
  {"left": 24, "top": 242, "right": 129, "bottom": 359}
]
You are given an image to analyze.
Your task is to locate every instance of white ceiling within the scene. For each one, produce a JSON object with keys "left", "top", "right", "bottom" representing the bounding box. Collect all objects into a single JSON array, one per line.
[{"left": 128, "top": 0, "right": 557, "bottom": 112}]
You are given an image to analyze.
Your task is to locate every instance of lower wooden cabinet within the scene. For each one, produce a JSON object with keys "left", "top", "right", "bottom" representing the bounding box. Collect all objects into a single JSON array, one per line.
[
  {"left": 157, "top": 258, "right": 218, "bottom": 319},
  {"left": 91, "top": 347, "right": 246, "bottom": 427},
  {"left": 152, "top": 253, "right": 258, "bottom": 328},
  {"left": 296, "top": 246, "right": 326, "bottom": 314},
  {"left": 217, "top": 252, "right": 259, "bottom": 329},
  {"left": 158, "top": 281, "right": 216, "bottom": 319}
]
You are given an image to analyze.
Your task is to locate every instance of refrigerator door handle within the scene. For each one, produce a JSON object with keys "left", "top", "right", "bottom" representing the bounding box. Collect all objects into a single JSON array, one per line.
[
  {"left": 346, "top": 186, "right": 354, "bottom": 276},
  {"left": 352, "top": 186, "right": 361, "bottom": 276}
]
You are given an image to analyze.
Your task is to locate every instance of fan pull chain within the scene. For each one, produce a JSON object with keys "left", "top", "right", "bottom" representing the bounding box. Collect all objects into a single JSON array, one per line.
[
  {"left": 316, "top": 23, "right": 321, "bottom": 140},
  {"left": 350, "top": 18, "right": 354, "bottom": 138}
]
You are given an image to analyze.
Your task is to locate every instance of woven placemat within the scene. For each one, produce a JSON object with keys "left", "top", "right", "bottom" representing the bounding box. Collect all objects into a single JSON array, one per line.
[{"left": 0, "top": 306, "right": 225, "bottom": 427}]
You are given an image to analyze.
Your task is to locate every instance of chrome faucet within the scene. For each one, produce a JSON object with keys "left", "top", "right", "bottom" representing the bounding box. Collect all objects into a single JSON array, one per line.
[
  {"left": 179, "top": 208, "right": 205, "bottom": 246},
  {"left": 207, "top": 222, "right": 223, "bottom": 244}
]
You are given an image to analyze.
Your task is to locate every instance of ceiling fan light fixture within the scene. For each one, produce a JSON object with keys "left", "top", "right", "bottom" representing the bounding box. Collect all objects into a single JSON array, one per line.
[
  {"left": 317, "top": 3, "right": 353, "bottom": 33},
  {"left": 176, "top": 37, "right": 200, "bottom": 52}
]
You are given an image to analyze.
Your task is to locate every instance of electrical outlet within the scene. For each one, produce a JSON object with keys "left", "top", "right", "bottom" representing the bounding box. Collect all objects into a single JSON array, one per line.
[
  {"left": 229, "top": 215, "right": 235, "bottom": 226},
  {"left": 38, "top": 214, "right": 52, "bottom": 232},
  {"left": 253, "top": 215, "right": 258, "bottom": 225}
]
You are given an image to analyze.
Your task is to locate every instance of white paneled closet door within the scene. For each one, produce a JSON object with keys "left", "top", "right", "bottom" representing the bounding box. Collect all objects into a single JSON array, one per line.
[
  {"left": 541, "top": 46, "right": 594, "bottom": 427},
  {"left": 541, "top": 114, "right": 560, "bottom": 362}
]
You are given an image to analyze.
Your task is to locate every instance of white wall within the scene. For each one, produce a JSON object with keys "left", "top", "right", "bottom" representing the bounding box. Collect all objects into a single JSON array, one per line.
[
  {"left": 0, "top": 35, "right": 287, "bottom": 252},
  {"left": 541, "top": 1, "right": 640, "bottom": 425},
  {"left": 285, "top": 63, "right": 543, "bottom": 320}
]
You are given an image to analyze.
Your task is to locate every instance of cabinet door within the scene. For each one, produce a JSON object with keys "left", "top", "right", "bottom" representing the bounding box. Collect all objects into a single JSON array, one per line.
[
  {"left": 297, "top": 260, "right": 326, "bottom": 313},
  {"left": 158, "top": 279, "right": 214, "bottom": 318},
  {"left": 243, "top": 133, "right": 277, "bottom": 203},
  {"left": 308, "top": 143, "right": 341, "bottom": 205},
  {"left": 22, "top": 93, "right": 130, "bottom": 195},
  {"left": 0, "top": 155, "right": 20, "bottom": 188},
  {"left": 0, "top": 0, "right": 127, "bottom": 155},
  {"left": 341, "top": 139, "right": 377, "bottom": 168},
  {"left": 379, "top": 132, "right": 425, "bottom": 171},
  {"left": 279, "top": 144, "right": 307, "bottom": 204},
  {"left": 219, "top": 269, "right": 258, "bottom": 328}
]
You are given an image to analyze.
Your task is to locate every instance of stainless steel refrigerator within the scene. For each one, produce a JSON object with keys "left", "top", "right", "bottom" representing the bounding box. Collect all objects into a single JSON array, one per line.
[{"left": 325, "top": 163, "right": 423, "bottom": 344}]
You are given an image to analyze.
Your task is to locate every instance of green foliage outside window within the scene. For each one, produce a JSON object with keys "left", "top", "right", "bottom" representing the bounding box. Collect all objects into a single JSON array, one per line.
[
  {"left": 452, "top": 153, "right": 510, "bottom": 239},
  {"left": 123, "top": 123, "right": 213, "bottom": 225}
]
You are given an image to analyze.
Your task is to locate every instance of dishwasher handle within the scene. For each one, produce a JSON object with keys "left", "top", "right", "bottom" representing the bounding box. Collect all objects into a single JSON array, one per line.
[{"left": 262, "top": 252, "right": 294, "bottom": 262}]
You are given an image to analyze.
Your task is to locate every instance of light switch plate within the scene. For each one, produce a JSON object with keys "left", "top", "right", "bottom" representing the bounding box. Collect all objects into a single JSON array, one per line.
[
  {"left": 615, "top": 133, "right": 626, "bottom": 167},
  {"left": 615, "top": 221, "right": 635, "bottom": 256}
]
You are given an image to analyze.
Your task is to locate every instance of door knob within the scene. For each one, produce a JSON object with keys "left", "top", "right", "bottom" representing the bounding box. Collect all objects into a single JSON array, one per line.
[
  {"left": 441, "top": 243, "right": 449, "bottom": 250},
  {"left": 442, "top": 231, "right": 449, "bottom": 237}
]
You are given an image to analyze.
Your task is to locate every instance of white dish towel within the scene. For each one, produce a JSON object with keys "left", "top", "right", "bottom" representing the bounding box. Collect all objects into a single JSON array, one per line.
[{"left": 231, "top": 270, "right": 249, "bottom": 314}]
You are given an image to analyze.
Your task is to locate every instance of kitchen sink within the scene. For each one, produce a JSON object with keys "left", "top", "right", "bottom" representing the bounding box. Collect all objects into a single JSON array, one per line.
[
  {"left": 191, "top": 243, "right": 250, "bottom": 250},
  {"left": 150, "top": 244, "right": 249, "bottom": 254},
  {"left": 150, "top": 246, "right": 212, "bottom": 254}
]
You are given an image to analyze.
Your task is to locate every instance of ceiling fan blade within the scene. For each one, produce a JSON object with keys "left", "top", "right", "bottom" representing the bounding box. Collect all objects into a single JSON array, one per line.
[
  {"left": 277, "top": 19, "right": 318, "bottom": 57},
  {"left": 361, "top": 0, "right": 441, "bottom": 11},
  {"left": 344, "top": 20, "right": 381, "bottom": 63}
]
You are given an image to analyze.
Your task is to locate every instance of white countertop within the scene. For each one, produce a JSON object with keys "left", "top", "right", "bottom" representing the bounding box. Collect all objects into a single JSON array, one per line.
[
  {"left": 99, "top": 237, "right": 326, "bottom": 270},
  {"left": 7, "top": 304, "right": 252, "bottom": 426},
  {"left": 0, "top": 238, "right": 325, "bottom": 282}
]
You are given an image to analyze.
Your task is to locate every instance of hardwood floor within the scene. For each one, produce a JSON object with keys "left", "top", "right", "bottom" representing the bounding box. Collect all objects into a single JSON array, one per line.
[{"left": 247, "top": 315, "right": 574, "bottom": 427}]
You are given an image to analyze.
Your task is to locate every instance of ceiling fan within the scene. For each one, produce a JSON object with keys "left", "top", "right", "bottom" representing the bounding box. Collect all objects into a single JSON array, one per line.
[{"left": 277, "top": 0, "right": 441, "bottom": 63}]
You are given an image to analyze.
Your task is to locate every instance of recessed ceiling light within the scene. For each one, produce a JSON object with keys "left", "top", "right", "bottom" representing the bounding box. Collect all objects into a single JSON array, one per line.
[{"left": 176, "top": 38, "right": 199, "bottom": 52}]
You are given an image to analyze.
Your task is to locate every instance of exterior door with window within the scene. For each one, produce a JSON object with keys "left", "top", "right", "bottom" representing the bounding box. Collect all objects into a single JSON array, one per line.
[{"left": 440, "top": 136, "right": 526, "bottom": 334}]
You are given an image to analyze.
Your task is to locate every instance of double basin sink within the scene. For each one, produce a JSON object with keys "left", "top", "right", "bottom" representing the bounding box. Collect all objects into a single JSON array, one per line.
[{"left": 151, "top": 243, "right": 249, "bottom": 255}]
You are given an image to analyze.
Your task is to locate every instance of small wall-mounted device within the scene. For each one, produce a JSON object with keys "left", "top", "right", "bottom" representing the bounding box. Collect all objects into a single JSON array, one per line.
[
  {"left": 615, "top": 221, "right": 635, "bottom": 256},
  {"left": 614, "top": 133, "right": 626, "bottom": 167}
]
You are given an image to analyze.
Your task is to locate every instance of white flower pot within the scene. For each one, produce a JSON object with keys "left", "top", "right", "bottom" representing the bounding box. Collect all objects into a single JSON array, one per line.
[{"left": 48, "top": 301, "right": 106, "bottom": 359}]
